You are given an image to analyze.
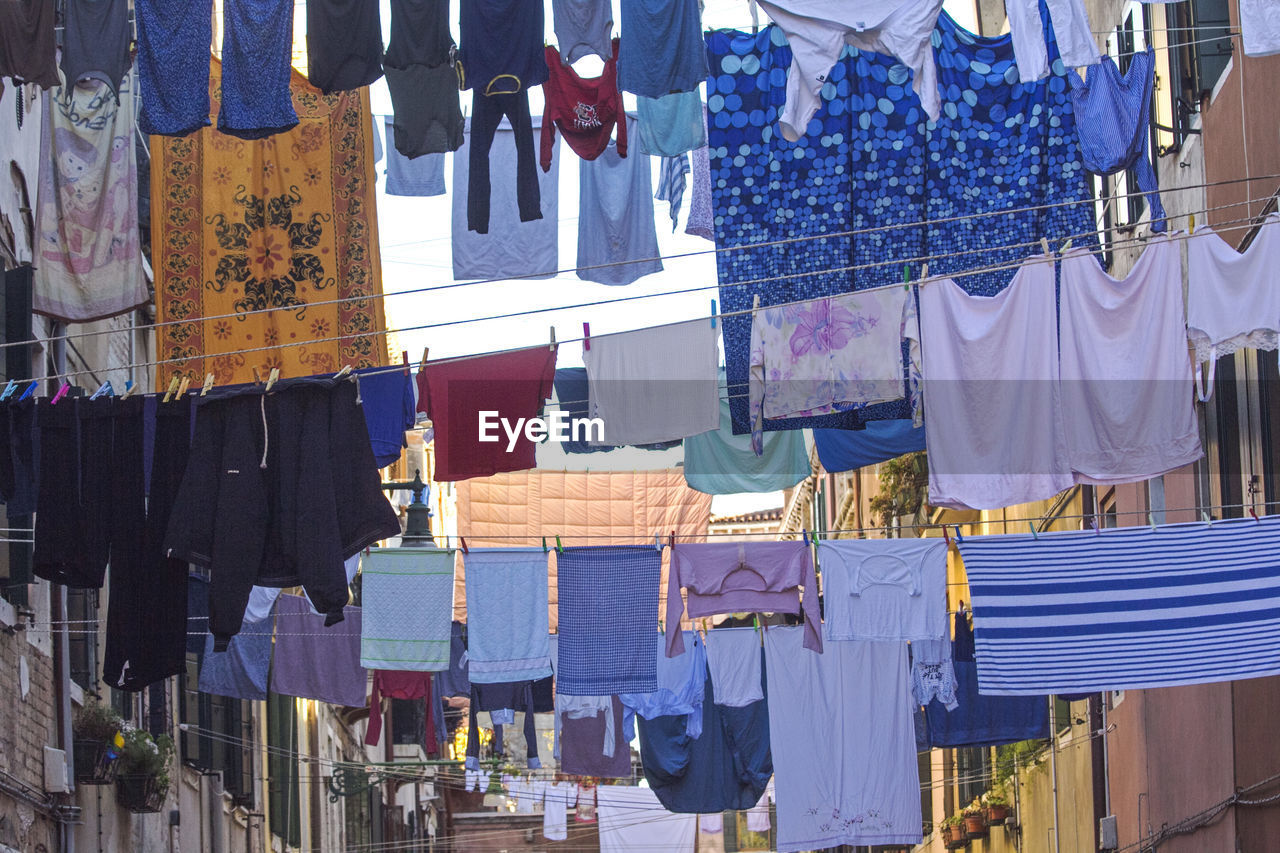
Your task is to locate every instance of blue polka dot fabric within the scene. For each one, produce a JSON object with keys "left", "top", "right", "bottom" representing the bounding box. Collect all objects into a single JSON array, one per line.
[{"left": 709, "top": 8, "right": 1096, "bottom": 434}]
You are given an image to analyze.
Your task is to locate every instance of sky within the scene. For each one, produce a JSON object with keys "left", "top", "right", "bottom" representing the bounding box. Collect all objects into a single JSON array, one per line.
[{"left": 369, "top": 0, "right": 978, "bottom": 515}]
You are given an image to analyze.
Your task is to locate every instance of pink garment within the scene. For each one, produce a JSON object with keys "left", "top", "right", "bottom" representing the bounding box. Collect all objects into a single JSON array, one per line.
[
  {"left": 666, "top": 542, "right": 822, "bottom": 656},
  {"left": 365, "top": 670, "right": 436, "bottom": 754}
]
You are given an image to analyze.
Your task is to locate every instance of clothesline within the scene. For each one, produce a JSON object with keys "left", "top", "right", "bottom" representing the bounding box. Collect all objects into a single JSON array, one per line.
[
  {"left": 12, "top": 169, "right": 1276, "bottom": 360},
  {"left": 19, "top": 198, "right": 1275, "bottom": 388}
]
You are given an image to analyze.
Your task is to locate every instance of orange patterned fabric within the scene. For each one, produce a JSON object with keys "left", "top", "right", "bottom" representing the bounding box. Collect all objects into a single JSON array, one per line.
[{"left": 151, "top": 58, "right": 385, "bottom": 388}]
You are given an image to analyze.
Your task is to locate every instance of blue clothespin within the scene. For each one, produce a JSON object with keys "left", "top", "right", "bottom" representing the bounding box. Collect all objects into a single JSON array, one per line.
[
  {"left": 18, "top": 381, "right": 38, "bottom": 401},
  {"left": 710, "top": 299, "right": 717, "bottom": 329},
  {"left": 953, "top": 525, "right": 963, "bottom": 544},
  {"left": 802, "top": 529, "right": 810, "bottom": 545},
  {"left": 90, "top": 381, "right": 113, "bottom": 400},
  {"left": 1027, "top": 521, "right": 1038, "bottom": 540},
  {"left": 0, "top": 380, "right": 16, "bottom": 401}
]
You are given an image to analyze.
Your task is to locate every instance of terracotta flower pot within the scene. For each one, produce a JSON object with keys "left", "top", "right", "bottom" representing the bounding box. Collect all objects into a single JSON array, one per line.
[
  {"left": 964, "top": 812, "right": 988, "bottom": 837},
  {"left": 986, "top": 803, "right": 1010, "bottom": 825},
  {"left": 944, "top": 823, "right": 969, "bottom": 848}
]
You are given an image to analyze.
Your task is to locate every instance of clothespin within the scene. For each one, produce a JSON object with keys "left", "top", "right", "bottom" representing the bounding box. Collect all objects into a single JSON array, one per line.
[
  {"left": 582, "top": 323, "right": 590, "bottom": 352},
  {"left": 802, "top": 529, "right": 809, "bottom": 545},
  {"left": 90, "top": 381, "right": 113, "bottom": 400},
  {"left": 1189, "top": 213, "right": 1196, "bottom": 232},
  {"left": 18, "top": 381, "right": 38, "bottom": 402},
  {"left": 200, "top": 373, "right": 215, "bottom": 396},
  {"left": 1250, "top": 507, "right": 1261, "bottom": 523},
  {"left": 121, "top": 380, "right": 136, "bottom": 399},
  {"left": 265, "top": 368, "right": 279, "bottom": 392},
  {"left": 401, "top": 350, "right": 410, "bottom": 376},
  {"left": 50, "top": 382, "right": 70, "bottom": 405},
  {"left": 654, "top": 533, "right": 661, "bottom": 552},
  {"left": 1060, "top": 238, "right": 1073, "bottom": 254},
  {"left": 162, "top": 376, "right": 180, "bottom": 403},
  {"left": 335, "top": 365, "right": 353, "bottom": 379},
  {"left": 952, "top": 525, "right": 963, "bottom": 544},
  {"left": 459, "top": 536, "right": 469, "bottom": 555},
  {"left": 710, "top": 299, "right": 717, "bottom": 329},
  {"left": 1027, "top": 521, "right": 1038, "bottom": 540},
  {"left": 1201, "top": 511, "right": 1212, "bottom": 526},
  {"left": 549, "top": 327, "right": 557, "bottom": 352},
  {"left": 943, "top": 525, "right": 951, "bottom": 549},
  {"left": 1148, "top": 512, "right": 1158, "bottom": 532},
  {"left": 0, "top": 380, "right": 17, "bottom": 401},
  {"left": 903, "top": 264, "right": 911, "bottom": 290},
  {"left": 1040, "top": 237, "right": 1051, "bottom": 257},
  {"left": 921, "top": 263, "right": 929, "bottom": 280},
  {"left": 542, "top": 537, "right": 548, "bottom": 553},
  {"left": 669, "top": 530, "right": 675, "bottom": 550},
  {"left": 419, "top": 348, "right": 430, "bottom": 371},
  {"left": 555, "top": 535, "right": 563, "bottom": 554},
  {"left": 176, "top": 375, "right": 191, "bottom": 397},
  {"left": 752, "top": 293, "right": 761, "bottom": 312}
]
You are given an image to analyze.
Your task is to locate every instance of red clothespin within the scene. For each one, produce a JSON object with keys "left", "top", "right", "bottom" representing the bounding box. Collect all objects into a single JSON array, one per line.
[
  {"left": 669, "top": 530, "right": 675, "bottom": 550},
  {"left": 942, "top": 525, "right": 951, "bottom": 549},
  {"left": 50, "top": 382, "right": 70, "bottom": 405},
  {"left": 1250, "top": 507, "right": 1261, "bottom": 523},
  {"left": 401, "top": 351, "right": 410, "bottom": 376},
  {"left": 582, "top": 322, "right": 591, "bottom": 352},
  {"left": 459, "top": 536, "right": 469, "bottom": 554}
]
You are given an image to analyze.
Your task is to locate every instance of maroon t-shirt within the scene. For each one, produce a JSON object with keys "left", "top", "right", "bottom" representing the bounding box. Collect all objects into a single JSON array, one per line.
[
  {"left": 418, "top": 345, "right": 557, "bottom": 481},
  {"left": 540, "top": 38, "right": 627, "bottom": 170}
]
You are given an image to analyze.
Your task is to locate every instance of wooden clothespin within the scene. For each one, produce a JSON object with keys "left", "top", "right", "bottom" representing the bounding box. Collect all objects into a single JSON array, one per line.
[
  {"left": 582, "top": 323, "right": 591, "bottom": 352},
  {"left": 752, "top": 293, "right": 761, "bottom": 312},
  {"left": 0, "top": 380, "right": 17, "bottom": 401},
  {"left": 401, "top": 350, "right": 410, "bottom": 376},
  {"left": 121, "top": 380, "right": 136, "bottom": 399},
  {"left": 1040, "top": 237, "right": 1051, "bottom": 256},
  {"left": 176, "top": 375, "right": 191, "bottom": 398},
  {"left": 265, "top": 368, "right": 280, "bottom": 392},
  {"left": 549, "top": 327, "right": 557, "bottom": 352},
  {"left": 419, "top": 348, "right": 430, "bottom": 371},
  {"left": 920, "top": 263, "right": 929, "bottom": 281},
  {"left": 710, "top": 299, "right": 717, "bottom": 329},
  {"left": 199, "top": 374, "right": 215, "bottom": 396},
  {"left": 50, "top": 382, "right": 70, "bottom": 405},
  {"left": 162, "top": 375, "right": 180, "bottom": 403},
  {"left": 1189, "top": 213, "right": 1196, "bottom": 232},
  {"left": 252, "top": 367, "right": 262, "bottom": 385}
]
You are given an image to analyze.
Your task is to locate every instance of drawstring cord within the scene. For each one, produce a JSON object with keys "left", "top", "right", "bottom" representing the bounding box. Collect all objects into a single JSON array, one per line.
[{"left": 260, "top": 393, "right": 269, "bottom": 469}]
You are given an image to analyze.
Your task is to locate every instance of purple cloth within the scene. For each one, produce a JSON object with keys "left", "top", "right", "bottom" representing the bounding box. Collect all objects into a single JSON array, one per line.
[
  {"left": 560, "top": 696, "right": 631, "bottom": 778},
  {"left": 270, "top": 594, "right": 368, "bottom": 707},
  {"left": 666, "top": 542, "right": 822, "bottom": 656}
]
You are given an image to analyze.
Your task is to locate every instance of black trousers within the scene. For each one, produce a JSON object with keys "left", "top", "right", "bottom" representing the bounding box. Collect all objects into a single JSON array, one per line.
[{"left": 467, "top": 89, "right": 541, "bottom": 233}]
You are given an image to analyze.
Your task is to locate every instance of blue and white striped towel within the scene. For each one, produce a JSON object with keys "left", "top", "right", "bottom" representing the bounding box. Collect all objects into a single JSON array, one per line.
[
  {"left": 463, "top": 547, "right": 552, "bottom": 683},
  {"left": 959, "top": 516, "right": 1280, "bottom": 695}
]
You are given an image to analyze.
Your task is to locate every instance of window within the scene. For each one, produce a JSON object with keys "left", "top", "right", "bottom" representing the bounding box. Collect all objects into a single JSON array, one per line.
[
  {"left": 391, "top": 698, "right": 427, "bottom": 747},
  {"left": 1261, "top": 349, "right": 1280, "bottom": 507},
  {"left": 1207, "top": 355, "right": 1245, "bottom": 518},
  {"left": 180, "top": 651, "right": 255, "bottom": 803},
  {"left": 267, "top": 692, "right": 301, "bottom": 848},
  {"left": 66, "top": 588, "right": 98, "bottom": 688},
  {"left": 1159, "top": 0, "right": 1232, "bottom": 153},
  {"left": 955, "top": 747, "right": 990, "bottom": 807}
]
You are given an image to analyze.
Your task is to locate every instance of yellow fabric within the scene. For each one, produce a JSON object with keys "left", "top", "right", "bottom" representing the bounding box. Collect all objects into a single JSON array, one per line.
[{"left": 151, "top": 58, "right": 385, "bottom": 388}]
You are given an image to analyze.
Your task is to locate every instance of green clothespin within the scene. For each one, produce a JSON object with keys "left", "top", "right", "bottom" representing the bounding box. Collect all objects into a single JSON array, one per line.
[
  {"left": 542, "top": 536, "right": 548, "bottom": 553},
  {"left": 555, "top": 535, "right": 563, "bottom": 554},
  {"left": 903, "top": 264, "right": 911, "bottom": 291},
  {"left": 1028, "top": 521, "right": 1038, "bottom": 540}
]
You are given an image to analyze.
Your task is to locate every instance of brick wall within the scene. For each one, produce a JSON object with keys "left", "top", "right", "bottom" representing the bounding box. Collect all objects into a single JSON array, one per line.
[{"left": 0, "top": 611, "right": 60, "bottom": 852}]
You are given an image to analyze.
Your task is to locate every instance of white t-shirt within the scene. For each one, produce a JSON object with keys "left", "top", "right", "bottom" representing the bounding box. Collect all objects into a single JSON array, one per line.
[
  {"left": 542, "top": 781, "right": 577, "bottom": 841},
  {"left": 746, "top": 778, "right": 774, "bottom": 833},
  {"left": 764, "top": 628, "right": 921, "bottom": 851},
  {"left": 1059, "top": 237, "right": 1203, "bottom": 485},
  {"left": 819, "top": 539, "right": 947, "bottom": 642},
  {"left": 1242, "top": 0, "right": 1280, "bottom": 56},
  {"left": 1006, "top": 0, "right": 1101, "bottom": 82},
  {"left": 914, "top": 259, "right": 1073, "bottom": 510}
]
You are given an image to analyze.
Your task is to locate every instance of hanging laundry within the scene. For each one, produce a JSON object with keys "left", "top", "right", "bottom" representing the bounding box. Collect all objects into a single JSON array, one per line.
[
  {"left": 818, "top": 538, "right": 948, "bottom": 642},
  {"left": 353, "top": 366, "right": 417, "bottom": 469},
  {"left": 911, "top": 637, "right": 958, "bottom": 710},
  {"left": 416, "top": 345, "right": 557, "bottom": 482},
  {"left": 465, "top": 680, "right": 543, "bottom": 768},
  {"left": 960, "top": 517, "right": 1280, "bottom": 693},
  {"left": 458, "top": 0, "right": 547, "bottom": 95},
  {"left": 0, "top": 79, "right": 43, "bottom": 267},
  {"left": 384, "top": 0, "right": 464, "bottom": 157},
  {"left": 749, "top": 288, "right": 911, "bottom": 453},
  {"left": 557, "top": 546, "right": 662, "bottom": 695},
  {"left": 552, "top": 0, "right": 614, "bottom": 63},
  {"left": 151, "top": 61, "right": 387, "bottom": 385},
  {"left": 462, "top": 548, "right": 553, "bottom": 683},
  {"left": 219, "top": 0, "right": 298, "bottom": 138},
  {"left": 654, "top": 153, "right": 690, "bottom": 233},
  {"left": 1242, "top": 0, "right": 1280, "bottom": 56},
  {"left": 513, "top": 777, "right": 543, "bottom": 813},
  {"left": 575, "top": 783, "right": 598, "bottom": 822},
  {"left": 560, "top": 696, "right": 632, "bottom": 777},
  {"left": 584, "top": 319, "right": 719, "bottom": 446},
  {"left": 104, "top": 396, "right": 192, "bottom": 690},
  {"left": 617, "top": 0, "right": 708, "bottom": 98},
  {"left": 709, "top": 16, "right": 1097, "bottom": 436},
  {"left": 360, "top": 548, "right": 455, "bottom": 671},
  {"left": 813, "top": 420, "right": 925, "bottom": 473},
  {"left": 924, "top": 611, "right": 1049, "bottom": 745},
  {"left": 746, "top": 779, "right": 774, "bottom": 832},
  {"left": 306, "top": 0, "right": 384, "bottom": 94},
  {"left": 915, "top": 259, "right": 1072, "bottom": 510},
  {"left": 636, "top": 91, "right": 706, "bottom": 157},
  {"left": 1069, "top": 48, "right": 1166, "bottom": 231},
  {"left": 245, "top": 554, "right": 360, "bottom": 624},
  {"left": 135, "top": 0, "right": 212, "bottom": 135},
  {"left": 32, "top": 398, "right": 113, "bottom": 588},
  {"left": 757, "top": 0, "right": 947, "bottom": 132},
  {"left": 620, "top": 632, "right": 708, "bottom": 739},
  {"left": 437, "top": 621, "right": 472, "bottom": 697},
  {"left": 1059, "top": 237, "right": 1202, "bottom": 484},
  {"left": 0, "top": 0, "right": 59, "bottom": 88},
  {"left": 685, "top": 145, "right": 714, "bottom": 242},
  {"left": 764, "top": 627, "right": 921, "bottom": 850},
  {"left": 165, "top": 378, "right": 400, "bottom": 649},
  {"left": 384, "top": 117, "right": 447, "bottom": 196},
  {"left": 684, "top": 394, "right": 810, "bottom": 495},
  {"left": 701, "top": 814, "right": 724, "bottom": 834},
  {"left": 597, "top": 786, "right": 697, "bottom": 853},
  {"left": 187, "top": 575, "right": 212, "bottom": 655},
  {"left": 455, "top": 108, "right": 556, "bottom": 251},
  {"left": 372, "top": 114, "right": 384, "bottom": 163},
  {"left": 667, "top": 542, "right": 822, "bottom": 655},
  {"left": 554, "top": 694, "right": 615, "bottom": 761},
  {"left": 542, "top": 39, "right": 626, "bottom": 169},
  {"left": 1006, "top": 0, "right": 1100, "bottom": 82},
  {"left": 33, "top": 75, "right": 148, "bottom": 323},
  {"left": 704, "top": 628, "right": 764, "bottom": 707},
  {"left": 542, "top": 779, "right": 578, "bottom": 841},
  {"left": 60, "top": 0, "right": 132, "bottom": 98},
  {"left": 549, "top": 368, "right": 681, "bottom": 454},
  {"left": 366, "top": 670, "right": 436, "bottom": 753},
  {"left": 1186, "top": 213, "right": 1280, "bottom": 400},
  {"left": 271, "top": 594, "right": 368, "bottom": 707},
  {"left": 637, "top": 670, "right": 772, "bottom": 814},
  {"left": 198, "top": 617, "right": 274, "bottom": 701},
  {"left": 4, "top": 398, "right": 37, "bottom": 518},
  {"left": 576, "top": 119, "right": 661, "bottom": 285}
]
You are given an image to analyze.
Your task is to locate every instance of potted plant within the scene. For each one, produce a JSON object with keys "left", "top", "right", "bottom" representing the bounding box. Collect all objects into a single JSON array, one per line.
[
  {"left": 984, "top": 787, "right": 1011, "bottom": 825},
  {"left": 941, "top": 814, "right": 968, "bottom": 849},
  {"left": 963, "top": 801, "right": 989, "bottom": 838},
  {"left": 114, "top": 728, "right": 174, "bottom": 814},
  {"left": 72, "top": 703, "right": 124, "bottom": 785}
]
